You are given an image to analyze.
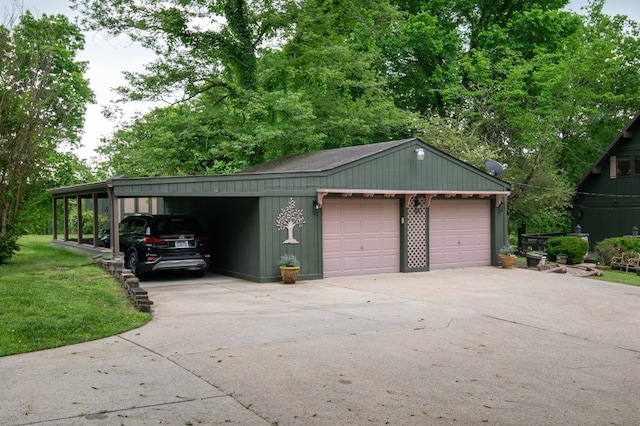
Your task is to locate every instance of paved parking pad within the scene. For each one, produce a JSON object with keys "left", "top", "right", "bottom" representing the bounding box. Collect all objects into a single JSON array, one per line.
[{"left": 1, "top": 268, "right": 639, "bottom": 425}]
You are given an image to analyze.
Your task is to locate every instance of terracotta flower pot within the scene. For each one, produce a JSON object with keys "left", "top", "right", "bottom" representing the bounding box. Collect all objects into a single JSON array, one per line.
[
  {"left": 280, "top": 266, "right": 300, "bottom": 284},
  {"left": 499, "top": 254, "right": 517, "bottom": 269}
]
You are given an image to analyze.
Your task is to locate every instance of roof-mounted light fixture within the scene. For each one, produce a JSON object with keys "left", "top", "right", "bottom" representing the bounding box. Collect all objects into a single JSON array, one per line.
[{"left": 415, "top": 148, "right": 425, "bottom": 161}]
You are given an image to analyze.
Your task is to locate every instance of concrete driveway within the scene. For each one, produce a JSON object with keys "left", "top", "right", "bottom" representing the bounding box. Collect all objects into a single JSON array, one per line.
[{"left": 2, "top": 268, "right": 639, "bottom": 425}]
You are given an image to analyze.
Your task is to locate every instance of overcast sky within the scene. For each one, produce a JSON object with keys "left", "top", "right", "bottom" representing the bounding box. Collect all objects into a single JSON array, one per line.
[{"left": 5, "top": 0, "right": 640, "bottom": 164}]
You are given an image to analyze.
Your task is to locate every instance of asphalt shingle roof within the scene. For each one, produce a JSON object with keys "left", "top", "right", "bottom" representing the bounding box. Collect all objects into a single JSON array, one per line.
[{"left": 237, "top": 139, "right": 416, "bottom": 174}]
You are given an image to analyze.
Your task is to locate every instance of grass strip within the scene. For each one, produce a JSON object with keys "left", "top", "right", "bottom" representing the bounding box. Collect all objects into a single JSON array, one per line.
[
  {"left": 0, "top": 235, "right": 151, "bottom": 356},
  {"left": 589, "top": 268, "right": 640, "bottom": 286}
]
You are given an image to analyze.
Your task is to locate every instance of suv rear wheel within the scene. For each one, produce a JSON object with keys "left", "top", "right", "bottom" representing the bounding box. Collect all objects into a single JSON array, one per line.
[{"left": 126, "top": 251, "right": 144, "bottom": 279}]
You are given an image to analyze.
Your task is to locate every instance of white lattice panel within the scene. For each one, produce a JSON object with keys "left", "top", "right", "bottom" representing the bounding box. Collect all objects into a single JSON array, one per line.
[{"left": 407, "top": 196, "right": 427, "bottom": 268}]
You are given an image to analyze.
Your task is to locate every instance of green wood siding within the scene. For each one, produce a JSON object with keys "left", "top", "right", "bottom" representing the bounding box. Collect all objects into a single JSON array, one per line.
[
  {"left": 320, "top": 143, "right": 504, "bottom": 192},
  {"left": 261, "top": 196, "right": 322, "bottom": 282},
  {"left": 165, "top": 197, "right": 262, "bottom": 281}
]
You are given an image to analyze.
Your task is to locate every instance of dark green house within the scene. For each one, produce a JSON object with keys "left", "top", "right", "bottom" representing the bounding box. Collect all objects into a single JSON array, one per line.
[
  {"left": 50, "top": 138, "right": 511, "bottom": 282},
  {"left": 573, "top": 112, "right": 640, "bottom": 248}
]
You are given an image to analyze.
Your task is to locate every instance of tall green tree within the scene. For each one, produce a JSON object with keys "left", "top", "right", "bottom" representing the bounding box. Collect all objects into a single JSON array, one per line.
[
  {"left": 385, "top": 0, "right": 462, "bottom": 115},
  {"left": 97, "top": 91, "right": 322, "bottom": 177},
  {"left": 0, "top": 11, "right": 93, "bottom": 262},
  {"left": 452, "top": 0, "right": 569, "bottom": 50},
  {"left": 72, "top": 0, "right": 299, "bottom": 98},
  {"left": 448, "top": 1, "right": 640, "bottom": 232},
  {"left": 20, "top": 152, "right": 94, "bottom": 235},
  {"left": 261, "top": 0, "right": 420, "bottom": 149},
  {"left": 95, "top": 0, "right": 423, "bottom": 174}
]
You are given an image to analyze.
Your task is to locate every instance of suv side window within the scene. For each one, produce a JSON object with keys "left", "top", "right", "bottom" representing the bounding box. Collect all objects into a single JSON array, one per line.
[
  {"left": 121, "top": 218, "right": 146, "bottom": 234},
  {"left": 119, "top": 219, "right": 130, "bottom": 233}
]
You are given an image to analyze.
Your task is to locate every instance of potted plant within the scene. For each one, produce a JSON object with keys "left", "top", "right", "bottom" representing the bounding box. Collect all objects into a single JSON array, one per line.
[
  {"left": 498, "top": 246, "right": 517, "bottom": 269},
  {"left": 278, "top": 254, "right": 301, "bottom": 284},
  {"left": 526, "top": 251, "right": 547, "bottom": 268}
]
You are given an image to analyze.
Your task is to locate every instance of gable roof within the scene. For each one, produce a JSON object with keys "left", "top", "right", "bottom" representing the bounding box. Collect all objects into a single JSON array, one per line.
[
  {"left": 237, "top": 139, "right": 414, "bottom": 174},
  {"left": 576, "top": 111, "right": 640, "bottom": 189}
]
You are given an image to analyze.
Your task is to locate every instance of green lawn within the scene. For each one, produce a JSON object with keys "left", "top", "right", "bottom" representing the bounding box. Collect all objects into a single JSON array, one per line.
[
  {"left": 589, "top": 268, "right": 640, "bottom": 286},
  {"left": 0, "top": 235, "right": 151, "bottom": 357}
]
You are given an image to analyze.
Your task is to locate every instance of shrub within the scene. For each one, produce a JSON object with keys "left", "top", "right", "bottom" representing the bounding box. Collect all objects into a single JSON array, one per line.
[
  {"left": 0, "top": 227, "right": 20, "bottom": 264},
  {"left": 594, "top": 237, "right": 640, "bottom": 265},
  {"left": 545, "top": 236, "right": 588, "bottom": 265}
]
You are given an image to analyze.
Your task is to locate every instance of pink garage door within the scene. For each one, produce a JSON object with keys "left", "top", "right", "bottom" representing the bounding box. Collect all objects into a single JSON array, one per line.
[
  {"left": 323, "top": 198, "right": 400, "bottom": 278},
  {"left": 429, "top": 199, "right": 491, "bottom": 270}
]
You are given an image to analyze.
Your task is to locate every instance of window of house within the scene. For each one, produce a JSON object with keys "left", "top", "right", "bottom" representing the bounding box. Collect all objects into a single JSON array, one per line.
[{"left": 617, "top": 156, "right": 631, "bottom": 176}]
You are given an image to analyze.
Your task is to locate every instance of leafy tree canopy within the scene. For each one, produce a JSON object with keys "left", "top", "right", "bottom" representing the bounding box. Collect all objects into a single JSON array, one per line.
[{"left": 0, "top": 10, "right": 94, "bottom": 261}]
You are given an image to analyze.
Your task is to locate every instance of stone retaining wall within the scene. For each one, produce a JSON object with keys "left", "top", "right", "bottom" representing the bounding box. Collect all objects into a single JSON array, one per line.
[{"left": 99, "top": 258, "right": 153, "bottom": 313}]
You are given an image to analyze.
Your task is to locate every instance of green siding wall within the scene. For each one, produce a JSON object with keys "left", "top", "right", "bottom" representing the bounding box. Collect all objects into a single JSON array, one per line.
[
  {"left": 261, "top": 196, "right": 322, "bottom": 282},
  {"left": 319, "top": 144, "right": 505, "bottom": 192},
  {"left": 165, "top": 197, "right": 262, "bottom": 281}
]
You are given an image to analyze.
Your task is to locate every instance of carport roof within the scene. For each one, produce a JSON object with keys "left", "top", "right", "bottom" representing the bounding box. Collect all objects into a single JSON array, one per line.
[{"left": 237, "top": 139, "right": 414, "bottom": 174}]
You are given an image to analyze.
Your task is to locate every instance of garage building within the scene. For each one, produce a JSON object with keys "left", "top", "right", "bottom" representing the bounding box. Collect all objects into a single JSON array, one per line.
[{"left": 50, "top": 138, "right": 511, "bottom": 282}]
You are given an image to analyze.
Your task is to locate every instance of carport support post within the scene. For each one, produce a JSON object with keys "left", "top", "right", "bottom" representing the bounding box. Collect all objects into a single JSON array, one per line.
[
  {"left": 76, "top": 195, "right": 83, "bottom": 243},
  {"left": 113, "top": 199, "right": 120, "bottom": 255},
  {"left": 63, "top": 196, "right": 69, "bottom": 241},
  {"left": 52, "top": 197, "right": 58, "bottom": 240},
  {"left": 106, "top": 179, "right": 120, "bottom": 257},
  {"left": 92, "top": 194, "right": 99, "bottom": 247}
]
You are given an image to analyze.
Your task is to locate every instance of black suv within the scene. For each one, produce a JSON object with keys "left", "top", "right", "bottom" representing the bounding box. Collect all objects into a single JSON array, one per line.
[{"left": 114, "top": 214, "right": 211, "bottom": 279}]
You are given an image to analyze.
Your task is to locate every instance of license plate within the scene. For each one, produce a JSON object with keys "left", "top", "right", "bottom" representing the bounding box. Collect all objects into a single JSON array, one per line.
[{"left": 175, "top": 240, "right": 189, "bottom": 248}]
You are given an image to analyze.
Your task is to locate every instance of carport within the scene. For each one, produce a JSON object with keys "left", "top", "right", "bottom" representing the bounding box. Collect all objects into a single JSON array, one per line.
[{"left": 49, "top": 138, "right": 511, "bottom": 282}]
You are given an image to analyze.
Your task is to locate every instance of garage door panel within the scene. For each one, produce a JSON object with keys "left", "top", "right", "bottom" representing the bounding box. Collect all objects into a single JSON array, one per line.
[
  {"left": 324, "top": 223, "right": 341, "bottom": 234},
  {"left": 380, "top": 223, "right": 397, "bottom": 230},
  {"left": 430, "top": 199, "right": 491, "bottom": 270},
  {"left": 342, "top": 221, "right": 361, "bottom": 232},
  {"left": 443, "top": 218, "right": 458, "bottom": 230},
  {"left": 381, "top": 255, "right": 400, "bottom": 267},
  {"left": 323, "top": 198, "right": 400, "bottom": 277},
  {"left": 362, "top": 238, "right": 381, "bottom": 250},
  {"left": 342, "top": 238, "right": 363, "bottom": 250},
  {"left": 343, "top": 257, "right": 363, "bottom": 270},
  {"left": 362, "top": 256, "right": 384, "bottom": 268},
  {"left": 458, "top": 218, "right": 476, "bottom": 228},
  {"left": 323, "top": 258, "right": 341, "bottom": 271},
  {"left": 458, "top": 234, "right": 476, "bottom": 245},
  {"left": 442, "top": 235, "right": 459, "bottom": 246},
  {"left": 381, "top": 239, "right": 400, "bottom": 250}
]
